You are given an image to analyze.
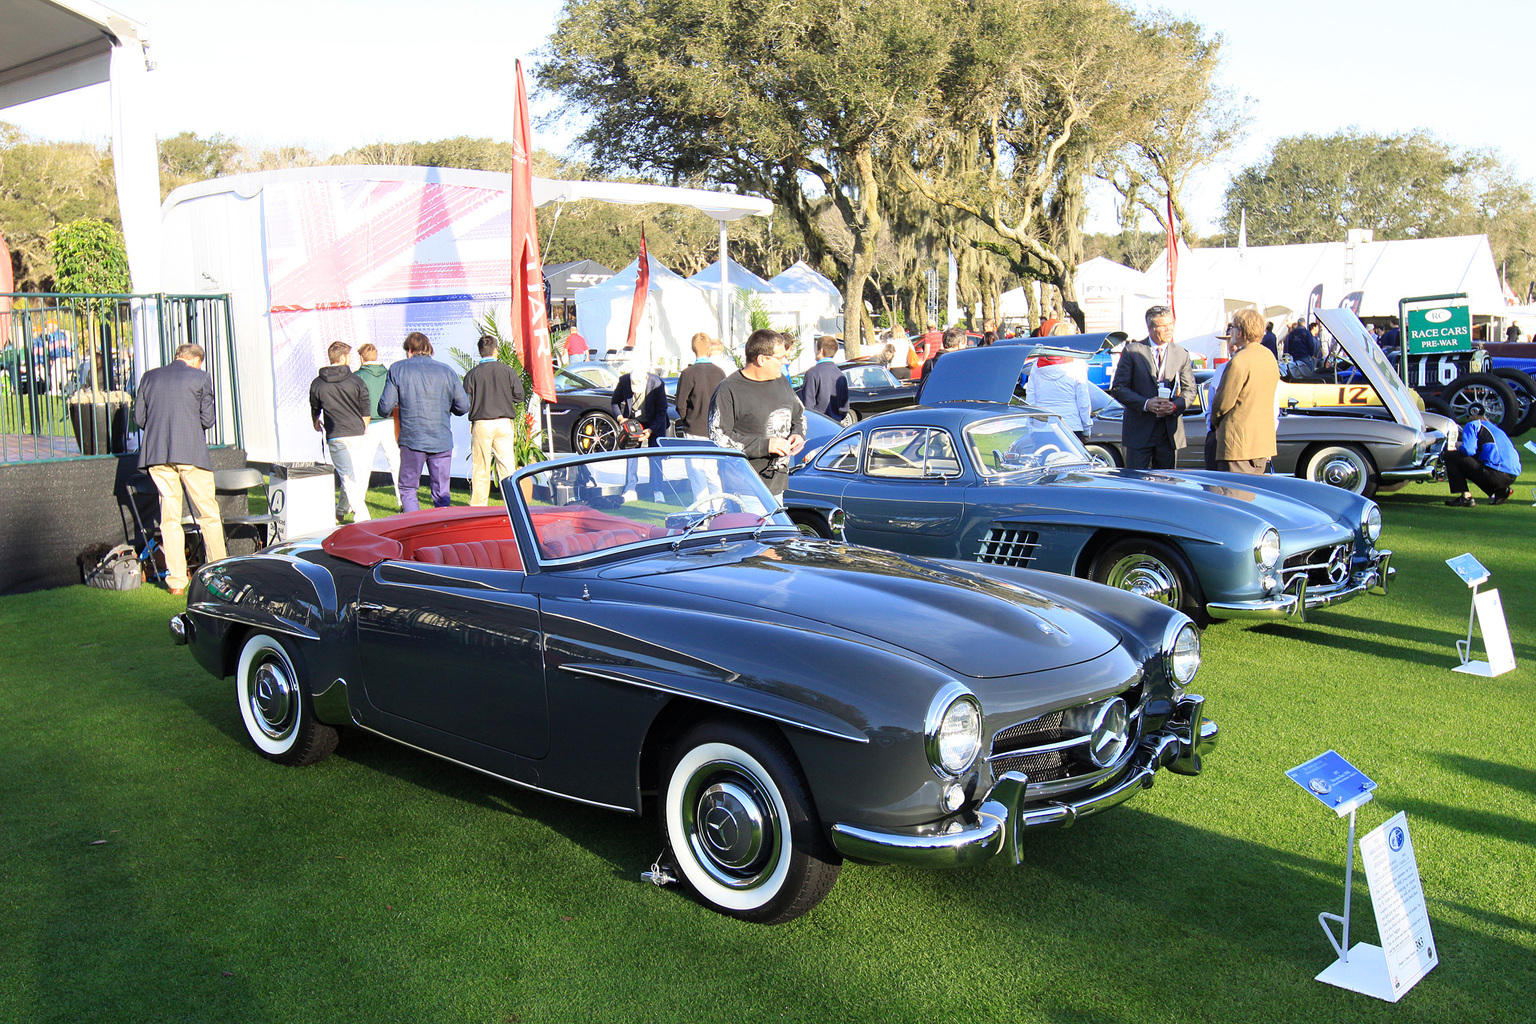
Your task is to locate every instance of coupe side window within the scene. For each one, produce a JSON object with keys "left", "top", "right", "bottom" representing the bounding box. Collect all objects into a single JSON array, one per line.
[
  {"left": 814, "top": 436, "right": 861, "bottom": 473},
  {"left": 866, "top": 428, "right": 962, "bottom": 478}
]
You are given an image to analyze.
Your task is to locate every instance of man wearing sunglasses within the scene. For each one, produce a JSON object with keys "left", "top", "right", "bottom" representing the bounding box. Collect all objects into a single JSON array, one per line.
[
  {"left": 709, "top": 329, "right": 805, "bottom": 494},
  {"left": 1109, "top": 305, "right": 1198, "bottom": 470}
]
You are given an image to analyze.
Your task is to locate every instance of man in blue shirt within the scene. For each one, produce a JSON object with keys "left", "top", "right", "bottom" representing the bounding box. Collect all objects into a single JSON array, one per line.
[
  {"left": 798, "top": 335, "right": 848, "bottom": 420},
  {"left": 378, "top": 332, "right": 470, "bottom": 511},
  {"left": 1444, "top": 403, "right": 1521, "bottom": 507}
]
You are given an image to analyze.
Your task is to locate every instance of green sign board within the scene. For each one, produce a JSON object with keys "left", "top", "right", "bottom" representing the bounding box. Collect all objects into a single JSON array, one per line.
[{"left": 1400, "top": 293, "right": 1472, "bottom": 356}]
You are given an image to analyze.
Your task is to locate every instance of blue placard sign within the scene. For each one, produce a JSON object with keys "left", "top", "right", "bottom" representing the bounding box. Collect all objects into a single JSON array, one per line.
[
  {"left": 1287, "top": 750, "right": 1377, "bottom": 816},
  {"left": 1445, "top": 553, "right": 1490, "bottom": 587}
]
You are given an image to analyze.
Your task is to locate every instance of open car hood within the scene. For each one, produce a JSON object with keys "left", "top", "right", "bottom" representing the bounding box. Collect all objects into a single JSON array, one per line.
[
  {"left": 919, "top": 334, "right": 1125, "bottom": 405},
  {"left": 1315, "top": 308, "right": 1424, "bottom": 431}
]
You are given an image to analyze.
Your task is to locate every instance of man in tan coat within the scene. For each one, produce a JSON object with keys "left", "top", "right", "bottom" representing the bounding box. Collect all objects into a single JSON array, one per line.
[{"left": 1209, "top": 308, "right": 1280, "bottom": 474}]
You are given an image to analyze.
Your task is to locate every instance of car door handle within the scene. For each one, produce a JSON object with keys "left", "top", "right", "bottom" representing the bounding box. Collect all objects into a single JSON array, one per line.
[{"left": 357, "top": 602, "right": 383, "bottom": 613}]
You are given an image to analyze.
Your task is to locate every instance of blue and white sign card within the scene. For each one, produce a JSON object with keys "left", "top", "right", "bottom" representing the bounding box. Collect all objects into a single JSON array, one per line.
[
  {"left": 1287, "top": 750, "right": 1377, "bottom": 816},
  {"left": 1445, "top": 553, "right": 1490, "bottom": 588},
  {"left": 1360, "top": 812, "right": 1438, "bottom": 1000}
]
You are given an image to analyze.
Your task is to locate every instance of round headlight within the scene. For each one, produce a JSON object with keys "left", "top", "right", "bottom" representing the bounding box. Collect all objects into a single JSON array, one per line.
[
  {"left": 1168, "top": 623, "right": 1201, "bottom": 686},
  {"left": 1256, "top": 527, "right": 1281, "bottom": 568},
  {"left": 1363, "top": 504, "right": 1382, "bottom": 543},
  {"left": 925, "top": 686, "right": 982, "bottom": 777}
]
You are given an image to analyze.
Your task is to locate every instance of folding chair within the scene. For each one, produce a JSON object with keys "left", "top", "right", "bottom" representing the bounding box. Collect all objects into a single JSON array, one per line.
[
  {"left": 122, "top": 471, "right": 206, "bottom": 582},
  {"left": 214, "top": 467, "right": 281, "bottom": 548}
]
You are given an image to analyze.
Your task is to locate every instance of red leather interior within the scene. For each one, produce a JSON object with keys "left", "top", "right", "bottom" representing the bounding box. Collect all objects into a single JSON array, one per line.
[{"left": 414, "top": 540, "right": 524, "bottom": 571}]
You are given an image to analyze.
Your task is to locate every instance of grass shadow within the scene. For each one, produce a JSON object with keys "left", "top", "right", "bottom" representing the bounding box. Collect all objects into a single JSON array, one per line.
[{"left": 1427, "top": 752, "right": 1536, "bottom": 796}]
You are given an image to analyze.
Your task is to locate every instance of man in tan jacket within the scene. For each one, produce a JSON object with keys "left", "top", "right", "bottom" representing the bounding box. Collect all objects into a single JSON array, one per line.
[{"left": 1209, "top": 308, "right": 1280, "bottom": 474}]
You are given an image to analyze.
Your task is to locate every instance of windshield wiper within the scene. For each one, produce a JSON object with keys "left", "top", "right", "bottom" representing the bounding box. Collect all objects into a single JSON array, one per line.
[
  {"left": 671, "top": 508, "right": 730, "bottom": 554},
  {"left": 753, "top": 505, "right": 790, "bottom": 541}
]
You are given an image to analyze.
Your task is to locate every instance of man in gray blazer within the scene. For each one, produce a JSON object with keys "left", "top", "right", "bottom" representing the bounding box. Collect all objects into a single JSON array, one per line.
[
  {"left": 1109, "top": 305, "right": 1198, "bottom": 470},
  {"left": 134, "top": 343, "right": 226, "bottom": 595}
]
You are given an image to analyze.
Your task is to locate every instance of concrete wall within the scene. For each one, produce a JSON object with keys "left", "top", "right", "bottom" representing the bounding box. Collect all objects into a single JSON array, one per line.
[{"left": 0, "top": 447, "right": 251, "bottom": 594}]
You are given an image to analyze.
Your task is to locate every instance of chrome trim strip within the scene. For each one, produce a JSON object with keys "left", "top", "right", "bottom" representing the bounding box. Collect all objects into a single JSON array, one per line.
[
  {"left": 561, "top": 664, "right": 868, "bottom": 744},
  {"left": 186, "top": 602, "right": 320, "bottom": 641},
  {"left": 987, "top": 733, "right": 1088, "bottom": 758},
  {"left": 349, "top": 721, "right": 637, "bottom": 814}
]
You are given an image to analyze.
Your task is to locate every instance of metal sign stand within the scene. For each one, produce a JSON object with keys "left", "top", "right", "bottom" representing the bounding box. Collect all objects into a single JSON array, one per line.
[{"left": 1445, "top": 554, "right": 1516, "bottom": 677}]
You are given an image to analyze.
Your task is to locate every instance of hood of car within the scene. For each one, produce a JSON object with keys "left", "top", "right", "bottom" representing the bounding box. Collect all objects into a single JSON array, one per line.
[
  {"left": 612, "top": 540, "right": 1124, "bottom": 678},
  {"left": 1011, "top": 465, "right": 1345, "bottom": 534},
  {"left": 1315, "top": 308, "right": 1424, "bottom": 432}
]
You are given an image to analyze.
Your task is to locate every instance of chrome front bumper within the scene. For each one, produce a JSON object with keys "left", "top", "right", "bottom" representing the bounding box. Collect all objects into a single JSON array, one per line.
[
  {"left": 1205, "top": 549, "right": 1393, "bottom": 622},
  {"left": 829, "top": 695, "right": 1218, "bottom": 869}
]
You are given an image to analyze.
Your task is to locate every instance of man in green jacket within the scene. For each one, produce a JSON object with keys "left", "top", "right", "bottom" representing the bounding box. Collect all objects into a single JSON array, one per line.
[{"left": 351, "top": 342, "right": 401, "bottom": 507}]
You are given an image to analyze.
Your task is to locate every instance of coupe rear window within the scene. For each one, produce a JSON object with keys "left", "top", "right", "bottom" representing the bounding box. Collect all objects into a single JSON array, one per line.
[{"left": 965, "top": 414, "right": 1093, "bottom": 476}]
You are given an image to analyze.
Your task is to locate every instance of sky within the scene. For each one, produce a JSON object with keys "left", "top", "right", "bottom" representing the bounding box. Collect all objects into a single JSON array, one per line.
[{"left": 4, "top": 0, "right": 1533, "bottom": 238}]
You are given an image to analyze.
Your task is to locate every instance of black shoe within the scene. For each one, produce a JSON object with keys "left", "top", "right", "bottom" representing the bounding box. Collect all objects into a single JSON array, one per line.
[
  {"left": 1444, "top": 495, "right": 1475, "bottom": 507},
  {"left": 1489, "top": 487, "right": 1514, "bottom": 506}
]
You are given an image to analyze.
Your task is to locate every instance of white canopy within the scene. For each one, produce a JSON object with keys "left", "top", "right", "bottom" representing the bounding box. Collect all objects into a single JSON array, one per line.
[
  {"left": 769, "top": 261, "right": 843, "bottom": 308},
  {"left": 532, "top": 179, "right": 773, "bottom": 222},
  {"left": 572, "top": 254, "right": 717, "bottom": 372},
  {"left": 690, "top": 258, "right": 773, "bottom": 293},
  {"left": 1, "top": 1, "right": 160, "bottom": 291}
]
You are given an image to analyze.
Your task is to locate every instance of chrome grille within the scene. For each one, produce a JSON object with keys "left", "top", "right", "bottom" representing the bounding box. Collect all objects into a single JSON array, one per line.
[
  {"left": 988, "top": 692, "right": 1142, "bottom": 791},
  {"left": 976, "top": 527, "right": 1040, "bottom": 568},
  {"left": 990, "top": 749, "right": 1069, "bottom": 783},
  {"left": 1282, "top": 541, "right": 1353, "bottom": 590}
]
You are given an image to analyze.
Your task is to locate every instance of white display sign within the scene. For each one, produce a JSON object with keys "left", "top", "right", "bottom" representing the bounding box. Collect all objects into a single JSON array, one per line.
[
  {"left": 1360, "top": 812, "right": 1438, "bottom": 1000},
  {"left": 1461, "top": 589, "right": 1517, "bottom": 677}
]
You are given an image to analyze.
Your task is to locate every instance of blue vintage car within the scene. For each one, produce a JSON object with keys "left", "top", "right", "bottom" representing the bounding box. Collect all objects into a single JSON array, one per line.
[{"left": 784, "top": 346, "right": 1393, "bottom": 624}]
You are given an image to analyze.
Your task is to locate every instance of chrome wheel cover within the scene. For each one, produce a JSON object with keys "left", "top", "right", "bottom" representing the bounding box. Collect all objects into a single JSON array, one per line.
[
  {"left": 1309, "top": 447, "right": 1368, "bottom": 493},
  {"left": 1103, "top": 552, "right": 1182, "bottom": 607},
  {"left": 574, "top": 414, "right": 620, "bottom": 453},
  {"left": 680, "top": 759, "right": 781, "bottom": 890},
  {"left": 245, "top": 654, "right": 297, "bottom": 742}
]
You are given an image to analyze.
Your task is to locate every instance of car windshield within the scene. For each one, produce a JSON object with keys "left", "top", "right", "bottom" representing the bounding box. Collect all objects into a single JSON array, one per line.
[
  {"left": 843, "top": 364, "right": 899, "bottom": 389},
  {"left": 965, "top": 413, "right": 1096, "bottom": 476},
  {"left": 563, "top": 362, "right": 622, "bottom": 390},
  {"left": 513, "top": 451, "right": 793, "bottom": 561}
]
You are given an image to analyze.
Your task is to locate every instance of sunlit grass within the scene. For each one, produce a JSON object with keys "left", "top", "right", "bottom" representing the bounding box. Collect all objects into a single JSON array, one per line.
[{"left": 0, "top": 470, "right": 1531, "bottom": 1023}]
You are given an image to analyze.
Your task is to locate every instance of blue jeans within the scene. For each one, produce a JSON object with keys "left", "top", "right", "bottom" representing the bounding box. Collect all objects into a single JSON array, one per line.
[{"left": 399, "top": 447, "right": 452, "bottom": 511}]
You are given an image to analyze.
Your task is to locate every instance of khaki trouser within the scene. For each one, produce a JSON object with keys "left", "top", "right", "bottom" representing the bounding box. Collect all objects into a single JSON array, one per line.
[
  {"left": 469, "top": 417, "right": 518, "bottom": 506},
  {"left": 148, "top": 463, "right": 227, "bottom": 589}
]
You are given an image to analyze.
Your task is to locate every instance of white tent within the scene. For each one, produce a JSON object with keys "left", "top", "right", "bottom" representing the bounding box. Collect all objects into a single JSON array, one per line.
[
  {"left": 573, "top": 255, "right": 718, "bottom": 372},
  {"left": 1, "top": 1, "right": 159, "bottom": 291},
  {"left": 1000, "top": 257, "right": 1144, "bottom": 331},
  {"left": 1138, "top": 234, "right": 1507, "bottom": 344},
  {"left": 770, "top": 261, "right": 843, "bottom": 308},
  {"left": 690, "top": 258, "right": 773, "bottom": 293}
]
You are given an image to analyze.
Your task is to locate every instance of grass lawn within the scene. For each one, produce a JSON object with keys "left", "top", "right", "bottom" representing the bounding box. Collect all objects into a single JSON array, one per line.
[{"left": 1, "top": 472, "right": 1532, "bottom": 1023}]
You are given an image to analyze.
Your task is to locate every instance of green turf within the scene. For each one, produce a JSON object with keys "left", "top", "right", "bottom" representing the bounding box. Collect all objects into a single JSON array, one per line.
[{"left": 1, "top": 472, "right": 1532, "bottom": 1023}]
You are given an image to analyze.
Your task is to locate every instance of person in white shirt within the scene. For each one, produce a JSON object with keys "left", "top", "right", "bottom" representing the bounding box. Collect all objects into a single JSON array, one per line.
[{"left": 1025, "top": 355, "right": 1094, "bottom": 439}]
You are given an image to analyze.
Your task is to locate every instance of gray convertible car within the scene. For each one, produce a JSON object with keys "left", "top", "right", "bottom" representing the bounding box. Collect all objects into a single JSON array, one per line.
[
  {"left": 1084, "top": 309, "right": 1450, "bottom": 497},
  {"left": 172, "top": 447, "right": 1217, "bottom": 924},
  {"left": 786, "top": 347, "right": 1393, "bottom": 624}
]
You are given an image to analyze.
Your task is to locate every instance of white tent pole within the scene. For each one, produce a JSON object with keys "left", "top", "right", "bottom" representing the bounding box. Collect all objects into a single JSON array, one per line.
[{"left": 718, "top": 220, "right": 729, "bottom": 348}]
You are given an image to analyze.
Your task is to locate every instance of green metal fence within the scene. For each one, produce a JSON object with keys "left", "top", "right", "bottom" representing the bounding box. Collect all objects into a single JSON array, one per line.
[{"left": 1, "top": 293, "right": 237, "bottom": 464}]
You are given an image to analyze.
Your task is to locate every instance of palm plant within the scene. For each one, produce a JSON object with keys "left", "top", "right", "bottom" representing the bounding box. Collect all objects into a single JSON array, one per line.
[{"left": 448, "top": 308, "right": 548, "bottom": 468}]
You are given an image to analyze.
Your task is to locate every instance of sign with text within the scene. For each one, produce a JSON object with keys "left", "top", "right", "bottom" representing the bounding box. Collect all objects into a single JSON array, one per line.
[
  {"left": 1360, "top": 812, "right": 1438, "bottom": 1000},
  {"left": 1287, "top": 751, "right": 1377, "bottom": 816},
  {"left": 1400, "top": 294, "right": 1472, "bottom": 356}
]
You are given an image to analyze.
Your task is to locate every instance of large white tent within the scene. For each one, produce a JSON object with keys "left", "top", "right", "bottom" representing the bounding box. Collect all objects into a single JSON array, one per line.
[
  {"left": 1, "top": 1, "right": 159, "bottom": 291},
  {"left": 573, "top": 255, "right": 718, "bottom": 372},
  {"left": 1000, "top": 257, "right": 1145, "bottom": 332},
  {"left": 766, "top": 261, "right": 844, "bottom": 352},
  {"left": 690, "top": 257, "right": 773, "bottom": 293}
]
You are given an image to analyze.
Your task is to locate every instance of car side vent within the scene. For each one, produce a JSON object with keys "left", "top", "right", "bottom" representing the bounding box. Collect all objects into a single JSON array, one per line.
[{"left": 976, "top": 527, "right": 1040, "bottom": 568}]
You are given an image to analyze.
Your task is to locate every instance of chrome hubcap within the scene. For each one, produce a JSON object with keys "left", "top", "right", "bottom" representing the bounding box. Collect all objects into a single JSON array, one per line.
[
  {"left": 248, "top": 657, "right": 296, "bottom": 740},
  {"left": 1317, "top": 453, "right": 1364, "bottom": 490},
  {"left": 1104, "top": 554, "right": 1181, "bottom": 607},
  {"left": 682, "top": 763, "right": 778, "bottom": 889}
]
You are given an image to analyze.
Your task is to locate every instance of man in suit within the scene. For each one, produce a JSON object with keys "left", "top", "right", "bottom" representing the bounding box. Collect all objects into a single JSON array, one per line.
[
  {"left": 799, "top": 335, "right": 848, "bottom": 420},
  {"left": 1209, "top": 308, "right": 1280, "bottom": 474},
  {"left": 134, "top": 342, "right": 226, "bottom": 595},
  {"left": 1109, "top": 305, "right": 1198, "bottom": 470}
]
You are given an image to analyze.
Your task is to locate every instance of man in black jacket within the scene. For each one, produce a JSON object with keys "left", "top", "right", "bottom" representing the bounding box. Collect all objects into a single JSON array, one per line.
[
  {"left": 675, "top": 332, "right": 727, "bottom": 499},
  {"left": 463, "top": 334, "right": 527, "bottom": 506},
  {"left": 135, "top": 343, "right": 226, "bottom": 594},
  {"left": 309, "top": 341, "right": 374, "bottom": 523},
  {"left": 710, "top": 330, "right": 805, "bottom": 495}
]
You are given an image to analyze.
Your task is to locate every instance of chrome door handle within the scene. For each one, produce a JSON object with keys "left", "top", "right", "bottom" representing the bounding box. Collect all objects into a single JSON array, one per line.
[{"left": 356, "top": 602, "right": 384, "bottom": 613}]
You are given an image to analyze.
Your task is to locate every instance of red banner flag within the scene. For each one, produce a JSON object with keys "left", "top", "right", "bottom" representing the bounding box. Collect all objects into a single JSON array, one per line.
[
  {"left": 0, "top": 230, "right": 12, "bottom": 319},
  {"left": 511, "top": 60, "right": 554, "bottom": 402},
  {"left": 1165, "top": 193, "right": 1178, "bottom": 320},
  {"left": 624, "top": 229, "right": 649, "bottom": 350}
]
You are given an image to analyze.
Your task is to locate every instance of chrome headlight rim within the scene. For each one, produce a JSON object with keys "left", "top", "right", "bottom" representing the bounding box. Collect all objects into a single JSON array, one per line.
[
  {"left": 1162, "top": 618, "right": 1202, "bottom": 690},
  {"left": 924, "top": 682, "right": 983, "bottom": 779},
  {"left": 1363, "top": 504, "right": 1382, "bottom": 543},
  {"left": 1255, "top": 527, "right": 1281, "bottom": 569}
]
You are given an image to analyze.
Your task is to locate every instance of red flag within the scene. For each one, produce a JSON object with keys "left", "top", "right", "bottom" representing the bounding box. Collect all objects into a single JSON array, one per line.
[
  {"left": 511, "top": 61, "right": 554, "bottom": 402},
  {"left": 0, "top": 230, "right": 13, "bottom": 319},
  {"left": 1165, "top": 193, "right": 1178, "bottom": 320},
  {"left": 625, "top": 229, "right": 649, "bottom": 350}
]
